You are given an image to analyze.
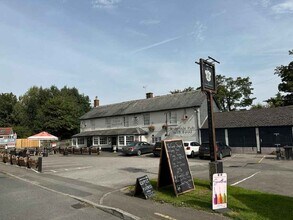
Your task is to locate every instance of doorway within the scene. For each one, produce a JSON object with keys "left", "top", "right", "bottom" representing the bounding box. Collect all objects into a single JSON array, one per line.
[{"left": 87, "top": 137, "right": 93, "bottom": 147}]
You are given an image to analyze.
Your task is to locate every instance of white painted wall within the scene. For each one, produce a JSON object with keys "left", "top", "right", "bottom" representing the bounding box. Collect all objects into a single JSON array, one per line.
[{"left": 80, "top": 107, "right": 203, "bottom": 143}]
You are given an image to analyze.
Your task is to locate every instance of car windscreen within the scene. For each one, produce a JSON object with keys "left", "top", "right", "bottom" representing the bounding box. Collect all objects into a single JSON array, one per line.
[{"left": 184, "top": 143, "right": 189, "bottom": 146}]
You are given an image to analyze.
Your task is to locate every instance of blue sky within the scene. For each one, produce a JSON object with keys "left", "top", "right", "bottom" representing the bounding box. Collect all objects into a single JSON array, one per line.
[{"left": 0, "top": 0, "right": 292, "bottom": 105}]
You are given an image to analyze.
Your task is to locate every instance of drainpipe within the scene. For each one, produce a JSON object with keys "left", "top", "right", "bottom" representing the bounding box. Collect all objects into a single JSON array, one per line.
[{"left": 195, "top": 108, "right": 201, "bottom": 144}]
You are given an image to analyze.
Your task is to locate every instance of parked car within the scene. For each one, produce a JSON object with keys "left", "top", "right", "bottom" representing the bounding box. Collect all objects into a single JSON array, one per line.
[
  {"left": 183, "top": 141, "right": 201, "bottom": 158},
  {"left": 153, "top": 142, "right": 162, "bottom": 157},
  {"left": 199, "top": 142, "right": 232, "bottom": 160},
  {"left": 122, "top": 141, "right": 153, "bottom": 156}
]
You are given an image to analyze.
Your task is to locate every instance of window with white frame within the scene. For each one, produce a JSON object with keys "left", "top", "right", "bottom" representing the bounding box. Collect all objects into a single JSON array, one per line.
[
  {"left": 126, "top": 135, "right": 134, "bottom": 145},
  {"left": 105, "top": 118, "right": 111, "bottom": 128},
  {"left": 169, "top": 111, "right": 177, "bottom": 124},
  {"left": 133, "top": 116, "right": 138, "bottom": 126},
  {"left": 90, "top": 120, "right": 95, "bottom": 128},
  {"left": 123, "top": 116, "right": 129, "bottom": 127},
  {"left": 77, "top": 138, "right": 84, "bottom": 145},
  {"left": 93, "top": 137, "right": 99, "bottom": 145},
  {"left": 119, "top": 136, "right": 125, "bottom": 146},
  {"left": 100, "top": 137, "right": 107, "bottom": 145},
  {"left": 72, "top": 138, "right": 77, "bottom": 145},
  {"left": 143, "top": 113, "right": 150, "bottom": 125}
]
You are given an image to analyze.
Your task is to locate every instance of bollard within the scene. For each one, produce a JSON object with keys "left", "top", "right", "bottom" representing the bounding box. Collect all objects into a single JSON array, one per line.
[
  {"left": 27, "top": 157, "right": 30, "bottom": 169},
  {"left": 209, "top": 161, "right": 223, "bottom": 188},
  {"left": 37, "top": 157, "right": 42, "bottom": 173},
  {"left": 10, "top": 154, "right": 13, "bottom": 165},
  {"left": 276, "top": 145, "right": 281, "bottom": 160}
]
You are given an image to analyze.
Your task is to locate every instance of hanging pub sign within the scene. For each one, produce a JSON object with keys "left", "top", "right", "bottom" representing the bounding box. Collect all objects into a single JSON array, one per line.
[
  {"left": 212, "top": 173, "right": 228, "bottom": 210},
  {"left": 200, "top": 58, "right": 216, "bottom": 92}
]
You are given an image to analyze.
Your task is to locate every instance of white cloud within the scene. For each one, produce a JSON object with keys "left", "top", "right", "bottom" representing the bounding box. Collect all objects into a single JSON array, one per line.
[
  {"left": 252, "top": 0, "right": 271, "bottom": 8},
  {"left": 259, "top": 0, "right": 271, "bottom": 8},
  {"left": 211, "top": 10, "right": 227, "bottom": 17},
  {"left": 92, "top": 0, "right": 121, "bottom": 9},
  {"left": 139, "top": 19, "right": 161, "bottom": 26},
  {"left": 191, "top": 21, "right": 206, "bottom": 41},
  {"left": 130, "top": 35, "right": 183, "bottom": 54},
  {"left": 271, "top": 0, "right": 293, "bottom": 14}
]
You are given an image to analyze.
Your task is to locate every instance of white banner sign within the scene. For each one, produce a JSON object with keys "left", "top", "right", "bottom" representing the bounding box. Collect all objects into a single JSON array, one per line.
[{"left": 212, "top": 173, "right": 227, "bottom": 210}]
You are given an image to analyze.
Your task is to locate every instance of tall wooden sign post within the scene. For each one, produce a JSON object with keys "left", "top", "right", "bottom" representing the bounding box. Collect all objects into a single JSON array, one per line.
[{"left": 197, "top": 57, "right": 223, "bottom": 187}]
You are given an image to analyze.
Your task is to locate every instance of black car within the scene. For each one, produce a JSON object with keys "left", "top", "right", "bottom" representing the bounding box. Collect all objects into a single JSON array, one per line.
[
  {"left": 153, "top": 142, "right": 162, "bottom": 157},
  {"left": 199, "top": 142, "right": 232, "bottom": 160}
]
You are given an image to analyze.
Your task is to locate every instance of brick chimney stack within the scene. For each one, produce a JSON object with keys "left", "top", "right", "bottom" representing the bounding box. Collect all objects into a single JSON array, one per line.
[
  {"left": 94, "top": 96, "right": 100, "bottom": 107},
  {"left": 146, "top": 92, "right": 154, "bottom": 99}
]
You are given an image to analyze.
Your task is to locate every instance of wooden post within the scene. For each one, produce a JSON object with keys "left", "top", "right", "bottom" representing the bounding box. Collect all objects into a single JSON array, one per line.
[{"left": 207, "top": 91, "right": 217, "bottom": 162}]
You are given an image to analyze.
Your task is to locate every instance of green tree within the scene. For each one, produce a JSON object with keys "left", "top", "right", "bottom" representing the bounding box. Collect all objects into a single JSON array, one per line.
[
  {"left": 41, "top": 87, "right": 91, "bottom": 139},
  {"left": 273, "top": 49, "right": 293, "bottom": 106},
  {"left": 265, "top": 92, "right": 284, "bottom": 107},
  {"left": 0, "top": 93, "right": 17, "bottom": 126},
  {"left": 12, "top": 86, "right": 91, "bottom": 139},
  {"left": 215, "top": 75, "right": 255, "bottom": 111},
  {"left": 250, "top": 103, "right": 269, "bottom": 110},
  {"left": 170, "top": 87, "right": 195, "bottom": 94}
]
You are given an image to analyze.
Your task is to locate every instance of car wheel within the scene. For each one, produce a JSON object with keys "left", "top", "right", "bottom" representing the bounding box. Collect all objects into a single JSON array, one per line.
[
  {"left": 228, "top": 150, "right": 232, "bottom": 157},
  {"left": 218, "top": 152, "right": 223, "bottom": 160},
  {"left": 191, "top": 151, "right": 195, "bottom": 158},
  {"left": 137, "top": 150, "right": 142, "bottom": 156},
  {"left": 199, "top": 156, "right": 204, "bottom": 159}
]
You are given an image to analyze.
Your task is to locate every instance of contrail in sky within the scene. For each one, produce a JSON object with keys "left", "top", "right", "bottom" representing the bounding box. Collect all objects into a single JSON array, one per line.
[{"left": 130, "top": 35, "right": 183, "bottom": 54}]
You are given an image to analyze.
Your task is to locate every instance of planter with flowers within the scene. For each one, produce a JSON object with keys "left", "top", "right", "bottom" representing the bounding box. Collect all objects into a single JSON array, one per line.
[{"left": 148, "top": 125, "right": 155, "bottom": 132}]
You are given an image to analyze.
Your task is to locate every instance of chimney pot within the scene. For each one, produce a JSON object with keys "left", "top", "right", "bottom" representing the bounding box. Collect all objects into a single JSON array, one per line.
[
  {"left": 94, "top": 96, "right": 100, "bottom": 107},
  {"left": 146, "top": 92, "right": 154, "bottom": 99}
]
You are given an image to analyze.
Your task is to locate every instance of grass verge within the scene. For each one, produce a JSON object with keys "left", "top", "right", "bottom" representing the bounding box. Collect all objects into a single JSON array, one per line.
[{"left": 148, "top": 179, "right": 293, "bottom": 220}]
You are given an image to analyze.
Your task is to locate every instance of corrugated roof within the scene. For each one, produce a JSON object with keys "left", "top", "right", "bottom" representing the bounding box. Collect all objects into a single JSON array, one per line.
[
  {"left": 201, "top": 105, "right": 293, "bottom": 129},
  {"left": 80, "top": 90, "right": 206, "bottom": 120},
  {"left": 0, "top": 127, "right": 13, "bottom": 136},
  {"left": 73, "top": 128, "right": 148, "bottom": 137}
]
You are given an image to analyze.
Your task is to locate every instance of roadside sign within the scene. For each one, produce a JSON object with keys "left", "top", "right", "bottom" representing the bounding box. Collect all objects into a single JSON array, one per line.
[
  {"left": 157, "top": 139, "right": 194, "bottom": 196},
  {"left": 212, "top": 173, "right": 227, "bottom": 210},
  {"left": 134, "top": 175, "right": 154, "bottom": 199}
]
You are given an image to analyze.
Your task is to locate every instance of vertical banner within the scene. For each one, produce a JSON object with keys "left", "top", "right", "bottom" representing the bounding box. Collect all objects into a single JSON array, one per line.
[{"left": 212, "top": 173, "right": 227, "bottom": 210}]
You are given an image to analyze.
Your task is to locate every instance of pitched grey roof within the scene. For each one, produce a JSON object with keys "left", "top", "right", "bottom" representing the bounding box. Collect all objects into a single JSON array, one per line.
[
  {"left": 201, "top": 105, "right": 293, "bottom": 129},
  {"left": 72, "top": 128, "right": 148, "bottom": 137},
  {"left": 80, "top": 91, "right": 206, "bottom": 120}
]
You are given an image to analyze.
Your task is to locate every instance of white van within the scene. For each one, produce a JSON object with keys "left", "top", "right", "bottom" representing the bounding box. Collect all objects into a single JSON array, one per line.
[{"left": 183, "top": 141, "right": 201, "bottom": 158}]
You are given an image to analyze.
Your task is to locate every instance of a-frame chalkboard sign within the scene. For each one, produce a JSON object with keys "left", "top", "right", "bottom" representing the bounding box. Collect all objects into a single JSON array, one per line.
[
  {"left": 134, "top": 175, "right": 154, "bottom": 199},
  {"left": 158, "top": 139, "right": 194, "bottom": 196}
]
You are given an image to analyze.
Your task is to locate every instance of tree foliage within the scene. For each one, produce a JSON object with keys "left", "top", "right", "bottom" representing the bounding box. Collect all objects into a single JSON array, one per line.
[
  {"left": 0, "top": 86, "right": 91, "bottom": 139},
  {"left": 0, "top": 93, "right": 17, "bottom": 126},
  {"left": 170, "top": 75, "right": 255, "bottom": 111},
  {"left": 214, "top": 75, "right": 255, "bottom": 111},
  {"left": 170, "top": 87, "right": 195, "bottom": 94},
  {"left": 265, "top": 92, "right": 284, "bottom": 108},
  {"left": 269, "top": 49, "right": 293, "bottom": 106}
]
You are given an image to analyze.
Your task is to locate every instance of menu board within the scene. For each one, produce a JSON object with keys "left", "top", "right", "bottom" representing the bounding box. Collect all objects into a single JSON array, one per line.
[
  {"left": 134, "top": 175, "right": 154, "bottom": 199},
  {"left": 158, "top": 139, "right": 194, "bottom": 196}
]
